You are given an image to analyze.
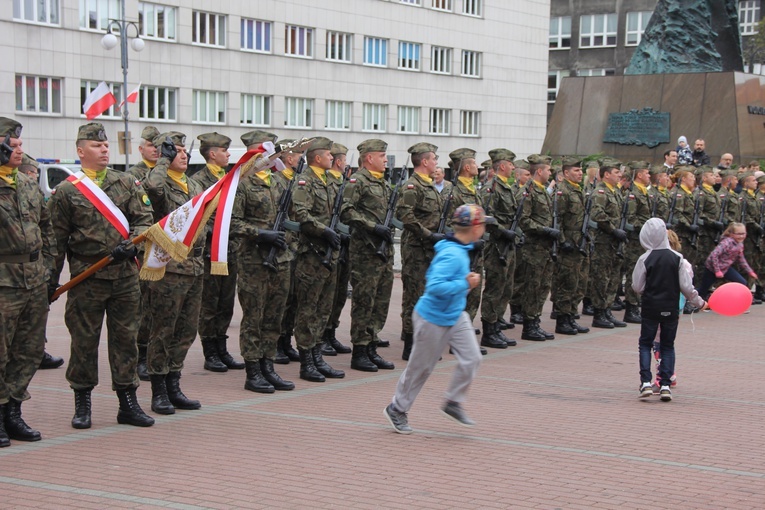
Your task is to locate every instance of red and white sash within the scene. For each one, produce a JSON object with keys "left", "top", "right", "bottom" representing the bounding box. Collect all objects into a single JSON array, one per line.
[{"left": 66, "top": 172, "right": 130, "bottom": 239}]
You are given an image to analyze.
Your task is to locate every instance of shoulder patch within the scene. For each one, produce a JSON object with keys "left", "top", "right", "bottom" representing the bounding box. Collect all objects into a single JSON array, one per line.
[
  {"left": 349, "top": 178, "right": 357, "bottom": 183},
  {"left": 719, "top": 194, "right": 726, "bottom": 198},
  {"left": 407, "top": 184, "right": 415, "bottom": 189},
  {"left": 597, "top": 189, "right": 605, "bottom": 194},
  {"left": 677, "top": 193, "right": 683, "bottom": 198},
  {"left": 556, "top": 190, "right": 563, "bottom": 196},
  {"left": 142, "top": 194, "right": 151, "bottom": 206},
  {"left": 628, "top": 194, "right": 635, "bottom": 199},
  {"left": 298, "top": 180, "right": 306, "bottom": 186},
  {"left": 135, "top": 180, "right": 141, "bottom": 186}
]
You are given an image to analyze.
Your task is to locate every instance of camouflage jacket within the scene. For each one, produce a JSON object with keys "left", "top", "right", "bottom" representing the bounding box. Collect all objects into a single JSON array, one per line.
[
  {"left": 669, "top": 185, "right": 696, "bottom": 236},
  {"left": 126, "top": 159, "right": 154, "bottom": 183},
  {"left": 520, "top": 180, "right": 554, "bottom": 247},
  {"left": 721, "top": 188, "right": 740, "bottom": 228},
  {"left": 652, "top": 186, "right": 671, "bottom": 222},
  {"left": 271, "top": 167, "right": 299, "bottom": 254},
  {"left": 144, "top": 157, "right": 204, "bottom": 276},
  {"left": 0, "top": 172, "right": 56, "bottom": 288},
  {"left": 395, "top": 171, "right": 444, "bottom": 247},
  {"left": 341, "top": 168, "right": 392, "bottom": 255},
  {"left": 291, "top": 166, "right": 337, "bottom": 256},
  {"left": 697, "top": 184, "right": 722, "bottom": 238},
  {"left": 557, "top": 179, "right": 586, "bottom": 247},
  {"left": 590, "top": 182, "right": 623, "bottom": 245},
  {"left": 49, "top": 169, "right": 152, "bottom": 281},
  {"left": 625, "top": 184, "right": 654, "bottom": 238}
]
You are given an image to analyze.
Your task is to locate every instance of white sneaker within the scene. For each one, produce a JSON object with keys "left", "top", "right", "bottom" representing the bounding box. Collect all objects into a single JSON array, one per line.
[
  {"left": 639, "top": 382, "right": 653, "bottom": 398},
  {"left": 659, "top": 386, "right": 672, "bottom": 401}
]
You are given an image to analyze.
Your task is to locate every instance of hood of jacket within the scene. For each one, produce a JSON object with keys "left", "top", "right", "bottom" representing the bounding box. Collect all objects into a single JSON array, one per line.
[{"left": 639, "top": 217, "right": 670, "bottom": 251}]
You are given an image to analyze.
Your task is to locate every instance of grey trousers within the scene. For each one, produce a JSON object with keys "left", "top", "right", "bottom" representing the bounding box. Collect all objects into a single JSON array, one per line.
[{"left": 392, "top": 310, "right": 481, "bottom": 413}]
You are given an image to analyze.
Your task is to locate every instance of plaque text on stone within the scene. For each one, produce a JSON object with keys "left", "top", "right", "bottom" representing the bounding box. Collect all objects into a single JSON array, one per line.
[{"left": 603, "top": 108, "right": 670, "bottom": 148}]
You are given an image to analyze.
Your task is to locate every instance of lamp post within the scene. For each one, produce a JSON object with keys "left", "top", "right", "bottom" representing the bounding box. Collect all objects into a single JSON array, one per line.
[{"left": 101, "top": 1, "right": 144, "bottom": 170}]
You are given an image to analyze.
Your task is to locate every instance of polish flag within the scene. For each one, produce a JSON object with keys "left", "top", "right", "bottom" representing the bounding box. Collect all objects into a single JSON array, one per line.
[
  {"left": 118, "top": 82, "right": 141, "bottom": 110},
  {"left": 82, "top": 81, "right": 117, "bottom": 120}
]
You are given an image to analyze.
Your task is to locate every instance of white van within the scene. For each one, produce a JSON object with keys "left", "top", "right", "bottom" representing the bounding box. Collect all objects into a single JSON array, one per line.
[{"left": 37, "top": 159, "right": 80, "bottom": 199}]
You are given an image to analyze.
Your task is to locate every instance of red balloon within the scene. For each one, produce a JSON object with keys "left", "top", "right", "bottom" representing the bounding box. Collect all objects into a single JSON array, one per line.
[{"left": 708, "top": 282, "right": 751, "bottom": 316}]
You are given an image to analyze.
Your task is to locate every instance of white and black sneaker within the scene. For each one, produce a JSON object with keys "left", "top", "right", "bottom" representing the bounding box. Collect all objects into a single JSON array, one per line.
[
  {"left": 441, "top": 401, "right": 475, "bottom": 427},
  {"left": 384, "top": 404, "right": 413, "bottom": 434},
  {"left": 659, "top": 386, "right": 672, "bottom": 402},
  {"left": 639, "top": 382, "right": 653, "bottom": 398}
]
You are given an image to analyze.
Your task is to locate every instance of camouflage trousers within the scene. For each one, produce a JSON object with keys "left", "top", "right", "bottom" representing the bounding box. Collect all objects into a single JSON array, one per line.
[
  {"left": 590, "top": 243, "right": 622, "bottom": 310},
  {"left": 136, "top": 278, "right": 152, "bottom": 350},
  {"left": 518, "top": 241, "right": 554, "bottom": 319},
  {"left": 400, "top": 243, "right": 435, "bottom": 336},
  {"left": 481, "top": 241, "right": 515, "bottom": 323},
  {"left": 466, "top": 249, "right": 484, "bottom": 321},
  {"left": 281, "top": 257, "right": 298, "bottom": 338},
  {"left": 197, "top": 259, "right": 238, "bottom": 339},
  {"left": 349, "top": 241, "right": 393, "bottom": 346},
  {"left": 65, "top": 276, "right": 140, "bottom": 391},
  {"left": 745, "top": 237, "right": 762, "bottom": 287},
  {"left": 294, "top": 251, "right": 337, "bottom": 350},
  {"left": 237, "top": 261, "right": 289, "bottom": 361},
  {"left": 0, "top": 284, "right": 47, "bottom": 403},
  {"left": 553, "top": 250, "right": 589, "bottom": 315},
  {"left": 623, "top": 235, "right": 643, "bottom": 306},
  {"left": 328, "top": 256, "right": 351, "bottom": 331},
  {"left": 678, "top": 234, "right": 700, "bottom": 286},
  {"left": 509, "top": 245, "right": 525, "bottom": 310},
  {"left": 147, "top": 273, "right": 203, "bottom": 375},
  {"left": 695, "top": 236, "right": 716, "bottom": 286}
]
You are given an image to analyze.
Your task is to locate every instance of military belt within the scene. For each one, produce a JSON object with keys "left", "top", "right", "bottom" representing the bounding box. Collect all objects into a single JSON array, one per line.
[{"left": 0, "top": 250, "right": 40, "bottom": 264}]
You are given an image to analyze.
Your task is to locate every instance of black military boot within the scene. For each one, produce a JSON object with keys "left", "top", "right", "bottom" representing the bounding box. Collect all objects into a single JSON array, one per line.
[
  {"left": 549, "top": 309, "right": 558, "bottom": 320},
  {"left": 581, "top": 297, "right": 595, "bottom": 316},
  {"left": 376, "top": 336, "right": 391, "bottom": 348},
  {"left": 497, "top": 317, "right": 514, "bottom": 330},
  {"left": 368, "top": 343, "right": 395, "bottom": 369},
  {"left": 755, "top": 285, "right": 765, "bottom": 301},
  {"left": 299, "top": 348, "right": 325, "bottom": 382},
  {"left": 136, "top": 345, "right": 149, "bottom": 381},
  {"left": 320, "top": 330, "right": 338, "bottom": 356},
  {"left": 569, "top": 314, "right": 590, "bottom": 333},
  {"left": 535, "top": 319, "right": 555, "bottom": 340},
  {"left": 260, "top": 358, "right": 295, "bottom": 391},
  {"left": 611, "top": 296, "right": 625, "bottom": 311},
  {"left": 481, "top": 320, "right": 507, "bottom": 349},
  {"left": 71, "top": 388, "right": 92, "bottom": 429},
  {"left": 0, "top": 405, "right": 9, "bottom": 447},
  {"left": 217, "top": 336, "right": 245, "bottom": 369},
  {"left": 282, "top": 335, "right": 301, "bottom": 362},
  {"left": 624, "top": 303, "right": 642, "bottom": 324},
  {"left": 244, "top": 361, "right": 275, "bottom": 394},
  {"left": 494, "top": 323, "right": 517, "bottom": 346},
  {"left": 521, "top": 319, "right": 547, "bottom": 341},
  {"left": 555, "top": 314, "right": 578, "bottom": 335},
  {"left": 5, "top": 399, "right": 41, "bottom": 441},
  {"left": 351, "top": 344, "right": 378, "bottom": 372},
  {"left": 326, "top": 328, "right": 351, "bottom": 354},
  {"left": 116, "top": 388, "right": 155, "bottom": 427},
  {"left": 274, "top": 335, "right": 290, "bottom": 365},
  {"left": 510, "top": 304, "right": 524, "bottom": 324},
  {"left": 149, "top": 374, "right": 175, "bottom": 415},
  {"left": 605, "top": 308, "right": 627, "bottom": 327},
  {"left": 592, "top": 309, "right": 615, "bottom": 328},
  {"left": 39, "top": 351, "right": 64, "bottom": 369},
  {"left": 312, "top": 346, "right": 345, "bottom": 378},
  {"left": 201, "top": 337, "right": 227, "bottom": 373},
  {"left": 402, "top": 332, "right": 413, "bottom": 361},
  {"left": 165, "top": 372, "right": 201, "bottom": 410}
]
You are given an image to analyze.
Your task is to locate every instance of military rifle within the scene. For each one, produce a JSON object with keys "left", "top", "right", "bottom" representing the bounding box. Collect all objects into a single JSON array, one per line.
[
  {"left": 550, "top": 185, "right": 560, "bottom": 261},
  {"left": 759, "top": 198, "right": 765, "bottom": 243},
  {"left": 667, "top": 188, "right": 680, "bottom": 228},
  {"left": 436, "top": 159, "right": 463, "bottom": 234},
  {"left": 650, "top": 191, "right": 658, "bottom": 218},
  {"left": 741, "top": 196, "right": 747, "bottom": 224},
  {"left": 375, "top": 157, "right": 410, "bottom": 262},
  {"left": 714, "top": 194, "right": 728, "bottom": 244},
  {"left": 578, "top": 187, "right": 593, "bottom": 255},
  {"left": 500, "top": 179, "right": 532, "bottom": 266},
  {"left": 263, "top": 155, "right": 306, "bottom": 272},
  {"left": 689, "top": 190, "right": 702, "bottom": 249},
  {"left": 322, "top": 156, "right": 353, "bottom": 270},
  {"left": 615, "top": 182, "right": 634, "bottom": 259}
]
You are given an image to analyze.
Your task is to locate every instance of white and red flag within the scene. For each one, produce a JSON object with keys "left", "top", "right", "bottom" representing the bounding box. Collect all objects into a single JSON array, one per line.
[
  {"left": 118, "top": 82, "right": 141, "bottom": 110},
  {"left": 82, "top": 81, "right": 117, "bottom": 120}
]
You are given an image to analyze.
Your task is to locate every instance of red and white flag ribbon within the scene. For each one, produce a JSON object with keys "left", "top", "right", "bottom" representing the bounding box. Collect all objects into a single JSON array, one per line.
[
  {"left": 66, "top": 172, "right": 130, "bottom": 239},
  {"left": 118, "top": 82, "right": 141, "bottom": 110},
  {"left": 83, "top": 81, "right": 117, "bottom": 120}
]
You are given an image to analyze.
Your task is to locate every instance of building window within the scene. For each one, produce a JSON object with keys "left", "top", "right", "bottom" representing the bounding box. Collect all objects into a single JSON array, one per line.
[
  {"left": 461, "top": 50, "right": 481, "bottom": 77},
  {"left": 462, "top": 0, "right": 482, "bottom": 17},
  {"left": 192, "top": 90, "right": 226, "bottom": 124},
  {"left": 139, "top": 3, "right": 176, "bottom": 41},
  {"left": 326, "top": 31, "right": 352, "bottom": 62},
  {"left": 80, "top": 80, "right": 122, "bottom": 119},
  {"left": 625, "top": 11, "right": 652, "bottom": 46},
  {"left": 740, "top": 1, "right": 761, "bottom": 35},
  {"left": 240, "top": 94, "right": 271, "bottom": 126},
  {"left": 549, "top": 16, "right": 571, "bottom": 49},
  {"left": 397, "top": 106, "right": 420, "bottom": 133},
  {"left": 577, "top": 69, "right": 615, "bottom": 77},
  {"left": 398, "top": 41, "right": 422, "bottom": 71},
  {"left": 192, "top": 11, "right": 226, "bottom": 47},
  {"left": 241, "top": 18, "right": 271, "bottom": 52},
  {"left": 79, "top": 0, "right": 119, "bottom": 30},
  {"left": 547, "top": 70, "right": 570, "bottom": 102},
  {"left": 431, "top": 46, "right": 452, "bottom": 74},
  {"left": 285, "top": 25, "right": 313, "bottom": 58},
  {"left": 139, "top": 86, "right": 177, "bottom": 121},
  {"left": 364, "top": 37, "right": 388, "bottom": 66},
  {"left": 580, "top": 14, "right": 617, "bottom": 48},
  {"left": 432, "top": 0, "right": 452, "bottom": 11},
  {"left": 13, "top": 0, "right": 59, "bottom": 25},
  {"left": 325, "top": 100, "right": 352, "bottom": 130},
  {"left": 400, "top": 0, "right": 421, "bottom": 4},
  {"left": 284, "top": 97, "right": 313, "bottom": 128},
  {"left": 459, "top": 110, "right": 479, "bottom": 136},
  {"left": 363, "top": 103, "right": 387, "bottom": 132},
  {"left": 429, "top": 108, "right": 450, "bottom": 135},
  {"left": 15, "top": 75, "right": 62, "bottom": 115}
]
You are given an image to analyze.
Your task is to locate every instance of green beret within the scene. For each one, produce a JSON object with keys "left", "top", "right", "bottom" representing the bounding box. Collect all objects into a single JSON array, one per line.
[
  {"left": 527, "top": 154, "right": 552, "bottom": 166},
  {"left": 77, "top": 122, "right": 108, "bottom": 142},
  {"left": 515, "top": 159, "right": 530, "bottom": 170},
  {"left": 719, "top": 169, "right": 737, "bottom": 179},
  {"left": 628, "top": 160, "right": 650, "bottom": 170},
  {"left": 561, "top": 156, "right": 582, "bottom": 168},
  {"left": 241, "top": 130, "right": 278, "bottom": 147},
  {"left": 306, "top": 137, "right": 333, "bottom": 152},
  {"left": 601, "top": 157, "right": 622, "bottom": 169},
  {"left": 357, "top": 139, "right": 387, "bottom": 155},
  {"left": 488, "top": 148, "right": 516, "bottom": 164},
  {"left": 154, "top": 131, "right": 186, "bottom": 147},
  {"left": 675, "top": 165, "right": 695, "bottom": 173},
  {"left": 449, "top": 148, "right": 477, "bottom": 165},
  {"left": 407, "top": 142, "right": 438, "bottom": 155},
  {"left": 695, "top": 165, "right": 714, "bottom": 177},
  {"left": 757, "top": 174, "right": 765, "bottom": 185},
  {"left": 0, "top": 117, "right": 23, "bottom": 138},
  {"left": 649, "top": 165, "right": 668, "bottom": 176},
  {"left": 20, "top": 153, "right": 38, "bottom": 169},
  {"left": 197, "top": 132, "right": 231, "bottom": 150},
  {"left": 140, "top": 126, "right": 160, "bottom": 142},
  {"left": 481, "top": 159, "right": 492, "bottom": 169},
  {"left": 738, "top": 171, "right": 753, "bottom": 185},
  {"left": 330, "top": 143, "right": 349, "bottom": 156}
]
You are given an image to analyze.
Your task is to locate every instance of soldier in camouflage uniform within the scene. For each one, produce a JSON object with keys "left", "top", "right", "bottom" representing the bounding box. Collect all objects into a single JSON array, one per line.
[
  {"left": 49, "top": 122, "right": 154, "bottom": 429},
  {"left": 126, "top": 126, "right": 159, "bottom": 182},
  {"left": 720, "top": 170, "right": 740, "bottom": 230},
  {"left": 478, "top": 148, "right": 518, "bottom": 349},
  {"left": 755, "top": 175, "right": 765, "bottom": 299},
  {"left": 740, "top": 174, "right": 763, "bottom": 295},
  {"left": 588, "top": 160, "right": 628, "bottom": 329},
  {"left": 551, "top": 157, "right": 590, "bottom": 335},
  {"left": 340, "top": 139, "right": 397, "bottom": 372},
  {"left": 668, "top": 167, "right": 701, "bottom": 306},
  {"left": 191, "top": 132, "right": 244, "bottom": 373},
  {"left": 508, "top": 160, "right": 530, "bottom": 325},
  {"left": 291, "top": 137, "right": 345, "bottom": 382},
  {"left": 580, "top": 160, "right": 601, "bottom": 317},
  {"left": 0, "top": 118, "right": 56, "bottom": 446},
  {"left": 649, "top": 166, "right": 672, "bottom": 222},
  {"left": 143, "top": 132, "right": 205, "bottom": 414},
  {"left": 395, "top": 142, "right": 444, "bottom": 360},
  {"left": 230, "top": 149, "right": 294, "bottom": 393},
  {"left": 695, "top": 166, "right": 724, "bottom": 285},
  {"left": 320, "top": 143, "right": 353, "bottom": 357}
]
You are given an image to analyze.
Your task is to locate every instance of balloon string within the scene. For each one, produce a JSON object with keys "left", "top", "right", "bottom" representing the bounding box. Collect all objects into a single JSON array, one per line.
[{"left": 689, "top": 309, "right": 695, "bottom": 332}]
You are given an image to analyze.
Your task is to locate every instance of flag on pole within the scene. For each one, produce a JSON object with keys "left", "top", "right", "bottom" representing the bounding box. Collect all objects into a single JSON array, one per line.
[
  {"left": 118, "top": 82, "right": 141, "bottom": 110},
  {"left": 83, "top": 81, "right": 117, "bottom": 120}
]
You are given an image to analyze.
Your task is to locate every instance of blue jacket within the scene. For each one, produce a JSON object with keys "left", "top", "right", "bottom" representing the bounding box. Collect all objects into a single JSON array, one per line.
[{"left": 414, "top": 236, "right": 472, "bottom": 326}]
